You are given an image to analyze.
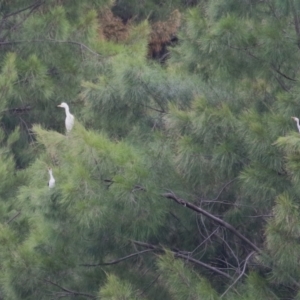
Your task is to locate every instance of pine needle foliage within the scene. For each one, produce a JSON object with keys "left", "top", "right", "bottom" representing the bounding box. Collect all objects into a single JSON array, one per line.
[
  {"left": 3, "top": 1, "right": 300, "bottom": 299},
  {"left": 157, "top": 252, "right": 219, "bottom": 300},
  {"left": 99, "top": 274, "right": 141, "bottom": 300}
]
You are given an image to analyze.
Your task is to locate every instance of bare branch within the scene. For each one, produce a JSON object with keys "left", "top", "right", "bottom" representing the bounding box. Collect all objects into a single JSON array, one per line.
[
  {"left": 270, "top": 63, "right": 297, "bottom": 82},
  {"left": 162, "top": 192, "right": 261, "bottom": 253},
  {"left": 80, "top": 249, "right": 154, "bottom": 267},
  {"left": 274, "top": 75, "right": 290, "bottom": 92},
  {"left": 216, "top": 230, "right": 240, "bottom": 273},
  {"left": 0, "top": 1, "right": 44, "bottom": 41},
  {"left": 175, "top": 252, "right": 233, "bottom": 279},
  {"left": 201, "top": 200, "right": 253, "bottom": 208},
  {"left": 144, "top": 104, "right": 166, "bottom": 113},
  {"left": 169, "top": 211, "right": 191, "bottom": 232},
  {"left": 220, "top": 251, "right": 255, "bottom": 298},
  {"left": 139, "top": 274, "right": 160, "bottom": 296},
  {"left": 0, "top": 39, "right": 106, "bottom": 58},
  {"left": 1, "top": 1, "right": 43, "bottom": 19},
  {"left": 247, "top": 50, "right": 297, "bottom": 82},
  {"left": 18, "top": 116, "right": 34, "bottom": 143},
  {"left": 6, "top": 211, "right": 21, "bottom": 224},
  {"left": 191, "top": 227, "right": 219, "bottom": 255},
  {"left": 44, "top": 279, "right": 96, "bottom": 299},
  {"left": 132, "top": 240, "right": 233, "bottom": 280},
  {"left": 137, "top": 78, "right": 167, "bottom": 113},
  {"left": 210, "top": 178, "right": 237, "bottom": 202},
  {"left": 0, "top": 105, "right": 32, "bottom": 115}
]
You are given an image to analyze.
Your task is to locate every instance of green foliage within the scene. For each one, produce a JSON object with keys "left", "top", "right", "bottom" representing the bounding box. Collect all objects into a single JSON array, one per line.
[
  {"left": 0, "top": 52, "right": 18, "bottom": 111},
  {"left": 231, "top": 272, "right": 279, "bottom": 300},
  {"left": 99, "top": 274, "right": 139, "bottom": 300},
  {"left": 2, "top": 1, "right": 300, "bottom": 299},
  {"left": 158, "top": 252, "right": 219, "bottom": 300}
]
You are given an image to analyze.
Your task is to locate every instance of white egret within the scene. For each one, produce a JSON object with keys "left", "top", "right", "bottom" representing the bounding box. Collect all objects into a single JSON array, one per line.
[
  {"left": 291, "top": 117, "right": 300, "bottom": 133},
  {"left": 57, "top": 102, "right": 74, "bottom": 132},
  {"left": 48, "top": 167, "right": 55, "bottom": 188}
]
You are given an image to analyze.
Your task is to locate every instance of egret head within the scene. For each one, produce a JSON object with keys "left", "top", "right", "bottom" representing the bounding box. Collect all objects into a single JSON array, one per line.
[
  {"left": 292, "top": 117, "right": 299, "bottom": 122},
  {"left": 47, "top": 167, "right": 52, "bottom": 172},
  {"left": 57, "top": 102, "right": 69, "bottom": 109}
]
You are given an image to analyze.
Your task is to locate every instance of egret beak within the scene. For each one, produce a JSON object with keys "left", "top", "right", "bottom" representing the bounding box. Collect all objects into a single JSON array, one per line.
[{"left": 57, "top": 104, "right": 62, "bottom": 107}]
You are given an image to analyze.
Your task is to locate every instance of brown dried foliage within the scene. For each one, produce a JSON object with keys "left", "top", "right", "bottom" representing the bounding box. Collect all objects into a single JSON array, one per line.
[
  {"left": 98, "top": 9, "right": 129, "bottom": 42},
  {"left": 98, "top": 9, "right": 181, "bottom": 60},
  {"left": 149, "top": 10, "right": 181, "bottom": 57}
]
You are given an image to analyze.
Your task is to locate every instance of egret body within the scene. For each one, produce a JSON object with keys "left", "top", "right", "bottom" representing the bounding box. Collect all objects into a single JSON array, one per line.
[
  {"left": 291, "top": 117, "right": 300, "bottom": 133},
  {"left": 57, "top": 102, "right": 74, "bottom": 132},
  {"left": 48, "top": 167, "right": 55, "bottom": 188}
]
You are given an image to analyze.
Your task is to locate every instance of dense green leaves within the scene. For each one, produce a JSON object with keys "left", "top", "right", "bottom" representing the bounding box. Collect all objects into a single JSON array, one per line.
[{"left": 2, "top": 0, "right": 300, "bottom": 299}]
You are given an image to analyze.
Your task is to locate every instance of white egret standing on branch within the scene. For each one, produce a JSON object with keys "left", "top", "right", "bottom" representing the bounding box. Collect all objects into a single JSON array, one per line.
[
  {"left": 291, "top": 117, "right": 300, "bottom": 133},
  {"left": 48, "top": 167, "right": 55, "bottom": 188},
  {"left": 57, "top": 102, "right": 74, "bottom": 132}
]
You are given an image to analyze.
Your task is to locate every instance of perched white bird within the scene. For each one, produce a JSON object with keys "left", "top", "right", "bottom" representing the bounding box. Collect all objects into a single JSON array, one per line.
[
  {"left": 291, "top": 117, "right": 300, "bottom": 133},
  {"left": 57, "top": 102, "right": 74, "bottom": 132},
  {"left": 48, "top": 167, "right": 55, "bottom": 188}
]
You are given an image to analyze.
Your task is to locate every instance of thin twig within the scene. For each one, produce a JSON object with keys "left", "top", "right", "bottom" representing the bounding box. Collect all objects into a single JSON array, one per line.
[
  {"left": 0, "top": 105, "right": 32, "bottom": 115},
  {"left": 18, "top": 116, "right": 34, "bottom": 143},
  {"left": 1, "top": 1, "right": 43, "bottom": 19},
  {"left": 220, "top": 251, "right": 255, "bottom": 298},
  {"left": 275, "top": 75, "right": 290, "bottom": 92},
  {"left": 144, "top": 104, "right": 166, "bottom": 113},
  {"left": 191, "top": 227, "right": 219, "bottom": 255},
  {"left": 213, "top": 178, "right": 237, "bottom": 200},
  {"left": 169, "top": 211, "right": 190, "bottom": 232},
  {"left": 216, "top": 231, "right": 240, "bottom": 274},
  {"left": 132, "top": 240, "right": 233, "bottom": 280},
  {"left": 0, "top": 1, "right": 44, "bottom": 41},
  {"left": 80, "top": 249, "right": 154, "bottom": 266},
  {"left": 270, "top": 63, "right": 297, "bottom": 81},
  {"left": 139, "top": 274, "right": 160, "bottom": 296},
  {"left": 138, "top": 79, "right": 167, "bottom": 113},
  {"left": 6, "top": 211, "right": 21, "bottom": 224},
  {"left": 0, "top": 39, "right": 106, "bottom": 58},
  {"left": 44, "top": 279, "right": 96, "bottom": 299}
]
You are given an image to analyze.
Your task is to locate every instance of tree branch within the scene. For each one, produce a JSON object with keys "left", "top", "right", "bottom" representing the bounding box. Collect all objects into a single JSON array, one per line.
[
  {"left": 139, "top": 274, "right": 160, "bottom": 296},
  {"left": 0, "top": 105, "right": 32, "bottom": 115},
  {"left": 216, "top": 229, "right": 240, "bottom": 273},
  {"left": 132, "top": 240, "right": 233, "bottom": 280},
  {"left": 6, "top": 211, "right": 21, "bottom": 224},
  {"left": 18, "top": 115, "right": 34, "bottom": 143},
  {"left": 82, "top": 239, "right": 232, "bottom": 279},
  {"left": 0, "top": 39, "right": 105, "bottom": 58},
  {"left": 248, "top": 51, "right": 296, "bottom": 82},
  {"left": 80, "top": 249, "right": 154, "bottom": 266},
  {"left": 274, "top": 75, "right": 290, "bottom": 92},
  {"left": 144, "top": 104, "right": 166, "bottom": 113},
  {"left": 191, "top": 227, "right": 219, "bottom": 255},
  {"left": 1, "top": 1, "right": 43, "bottom": 19},
  {"left": 270, "top": 63, "right": 297, "bottom": 82},
  {"left": 0, "top": 1, "right": 44, "bottom": 41},
  {"left": 174, "top": 252, "right": 233, "bottom": 279},
  {"left": 162, "top": 192, "right": 261, "bottom": 253},
  {"left": 220, "top": 251, "right": 255, "bottom": 298},
  {"left": 138, "top": 79, "right": 167, "bottom": 113},
  {"left": 44, "top": 279, "right": 96, "bottom": 299},
  {"left": 203, "top": 178, "right": 237, "bottom": 202}
]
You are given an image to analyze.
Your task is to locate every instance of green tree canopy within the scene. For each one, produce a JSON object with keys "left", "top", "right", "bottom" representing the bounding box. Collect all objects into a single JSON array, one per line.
[{"left": 2, "top": 1, "right": 300, "bottom": 299}]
